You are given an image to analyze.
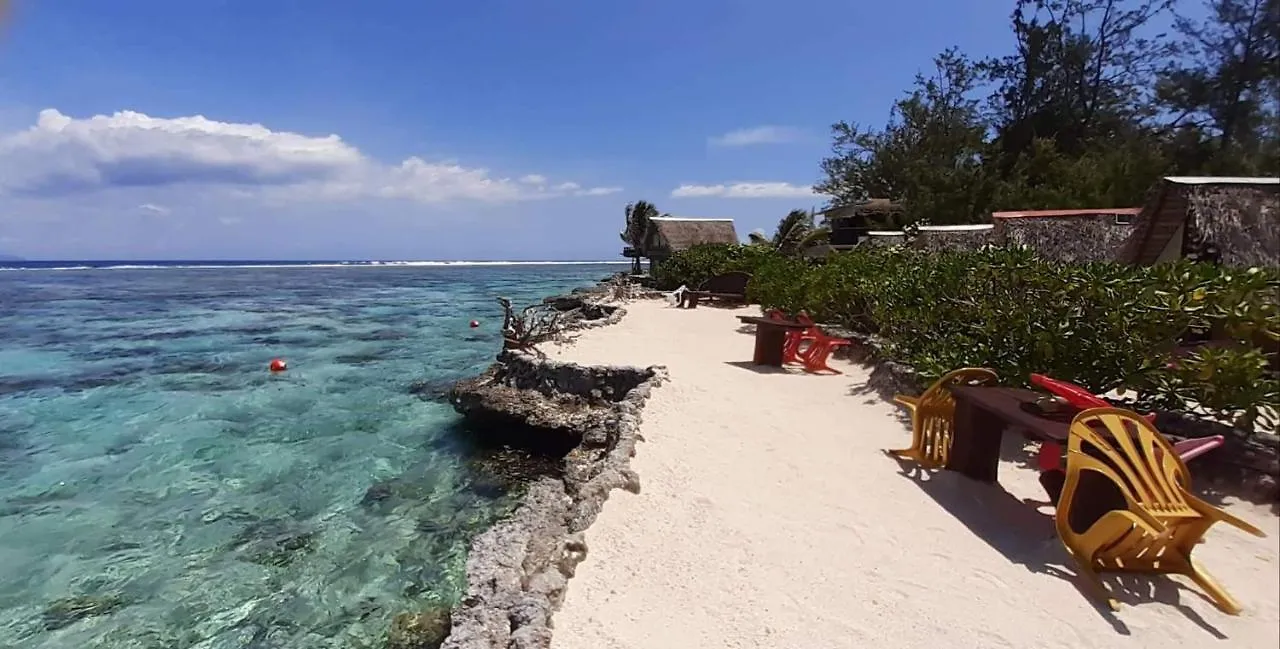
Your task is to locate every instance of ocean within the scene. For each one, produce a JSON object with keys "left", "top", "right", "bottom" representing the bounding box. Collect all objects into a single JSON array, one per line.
[{"left": 0, "top": 261, "right": 624, "bottom": 648}]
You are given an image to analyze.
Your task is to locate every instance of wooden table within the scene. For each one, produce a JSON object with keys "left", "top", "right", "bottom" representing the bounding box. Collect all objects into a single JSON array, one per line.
[
  {"left": 736, "top": 316, "right": 810, "bottom": 366},
  {"left": 946, "top": 386, "right": 1191, "bottom": 532},
  {"left": 947, "top": 386, "right": 1078, "bottom": 483}
]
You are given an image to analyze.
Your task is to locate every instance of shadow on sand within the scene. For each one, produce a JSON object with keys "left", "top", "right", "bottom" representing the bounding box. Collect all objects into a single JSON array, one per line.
[
  {"left": 722, "top": 360, "right": 807, "bottom": 375},
  {"left": 884, "top": 443, "right": 1229, "bottom": 639}
]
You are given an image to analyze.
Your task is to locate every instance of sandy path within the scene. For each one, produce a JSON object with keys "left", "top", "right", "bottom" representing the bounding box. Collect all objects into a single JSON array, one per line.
[{"left": 545, "top": 299, "right": 1279, "bottom": 649}]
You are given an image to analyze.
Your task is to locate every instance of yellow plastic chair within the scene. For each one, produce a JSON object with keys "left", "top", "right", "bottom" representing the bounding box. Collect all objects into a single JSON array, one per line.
[
  {"left": 887, "top": 367, "right": 998, "bottom": 469},
  {"left": 1056, "top": 407, "right": 1267, "bottom": 614}
]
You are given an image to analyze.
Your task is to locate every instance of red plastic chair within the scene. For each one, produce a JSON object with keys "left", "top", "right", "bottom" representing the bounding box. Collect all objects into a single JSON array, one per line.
[
  {"left": 1030, "top": 374, "right": 1157, "bottom": 423},
  {"left": 766, "top": 309, "right": 821, "bottom": 365},
  {"left": 1172, "top": 435, "right": 1226, "bottom": 462},
  {"left": 793, "top": 312, "right": 849, "bottom": 374},
  {"left": 1031, "top": 374, "right": 1148, "bottom": 470},
  {"left": 1028, "top": 374, "right": 1222, "bottom": 470}
]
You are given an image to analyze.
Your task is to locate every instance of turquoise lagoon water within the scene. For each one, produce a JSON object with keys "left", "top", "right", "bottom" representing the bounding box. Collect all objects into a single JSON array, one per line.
[{"left": 0, "top": 263, "right": 620, "bottom": 648}]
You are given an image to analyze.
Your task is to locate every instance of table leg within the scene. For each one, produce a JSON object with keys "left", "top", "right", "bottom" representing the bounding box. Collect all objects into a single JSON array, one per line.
[
  {"left": 752, "top": 326, "right": 787, "bottom": 365},
  {"left": 688, "top": 293, "right": 700, "bottom": 309},
  {"left": 947, "top": 399, "right": 1003, "bottom": 483}
]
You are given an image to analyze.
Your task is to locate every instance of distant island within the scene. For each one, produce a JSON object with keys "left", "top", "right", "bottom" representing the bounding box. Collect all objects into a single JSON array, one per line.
[{"left": 0, "top": 254, "right": 25, "bottom": 262}]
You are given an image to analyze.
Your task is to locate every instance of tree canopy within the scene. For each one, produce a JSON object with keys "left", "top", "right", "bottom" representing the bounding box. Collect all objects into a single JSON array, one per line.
[
  {"left": 816, "top": 0, "right": 1279, "bottom": 224},
  {"left": 749, "top": 209, "right": 830, "bottom": 256},
  {"left": 620, "top": 200, "right": 664, "bottom": 273}
]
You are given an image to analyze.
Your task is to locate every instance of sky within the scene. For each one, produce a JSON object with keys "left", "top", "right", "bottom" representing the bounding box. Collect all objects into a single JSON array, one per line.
[{"left": 0, "top": 0, "right": 1018, "bottom": 261}]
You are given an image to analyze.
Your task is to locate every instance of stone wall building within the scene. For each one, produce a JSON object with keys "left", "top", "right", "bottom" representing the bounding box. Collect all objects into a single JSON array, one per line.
[
  {"left": 991, "top": 208, "right": 1143, "bottom": 263},
  {"left": 1123, "top": 177, "right": 1279, "bottom": 268}
]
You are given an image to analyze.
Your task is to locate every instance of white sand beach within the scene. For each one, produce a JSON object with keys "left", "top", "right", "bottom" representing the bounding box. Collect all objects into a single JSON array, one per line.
[{"left": 546, "top": 299, "right": 1280, "bottom": 649}]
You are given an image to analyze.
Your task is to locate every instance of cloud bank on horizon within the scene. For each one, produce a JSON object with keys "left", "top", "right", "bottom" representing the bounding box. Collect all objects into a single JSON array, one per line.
[
  {"left": 0, "top": 110, "right": 821, "bottom": 259},
  {"left": 0, "top": 110, "right": 818, "bottom": 205},
  {"left": 0, "top": 109, "right": 623, "bottom": 203}
]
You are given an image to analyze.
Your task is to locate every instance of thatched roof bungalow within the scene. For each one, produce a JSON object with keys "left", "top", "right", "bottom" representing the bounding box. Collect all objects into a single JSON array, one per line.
[
  {"left": 1123, "top": 177, "right": 1280, "bottom": 267},
  {"left": 819, "top": 198, "right": 906, "bottom": 248},
  {"left": 991, "top": 208, "right": 1143, "bottom": 263},
  {"left": 642, "top": 217, "right": 740, "bottom": 261}
]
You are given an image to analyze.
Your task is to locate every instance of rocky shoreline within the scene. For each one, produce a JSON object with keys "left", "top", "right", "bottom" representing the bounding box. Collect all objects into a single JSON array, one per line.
[
  {"left": 442, "top": 352, "right": 664, "bottom": 649},
  {"left": 396, "top": 279, "right": 665, "bottom": 649}
]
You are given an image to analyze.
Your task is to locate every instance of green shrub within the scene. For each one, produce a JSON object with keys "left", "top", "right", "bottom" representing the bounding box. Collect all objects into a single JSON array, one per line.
[
  {"left": 1137, "top": 346, "right": 1279, "bottom": 431},
  {"left": 743, "top": 246, "right": 1279, "bottom": 431},
  {"left": 650, "top": 244, "right": 776, "bottom": 290},
  {"left": 747, "top": 254, "right": 813, "bottom": 315}
]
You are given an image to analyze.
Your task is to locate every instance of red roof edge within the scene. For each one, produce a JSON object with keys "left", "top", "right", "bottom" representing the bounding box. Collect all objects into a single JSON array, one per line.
[{"left": 991, "top": 207, "right": 1142, "bottom": 219}]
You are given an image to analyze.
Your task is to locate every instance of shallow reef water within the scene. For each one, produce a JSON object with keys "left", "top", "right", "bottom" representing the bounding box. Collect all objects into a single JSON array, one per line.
[{"left": 0, "top": 264, "right": 617, "bottom": 648}]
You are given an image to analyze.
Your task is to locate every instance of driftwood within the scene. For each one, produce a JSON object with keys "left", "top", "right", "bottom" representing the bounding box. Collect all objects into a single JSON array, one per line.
[{"left": 498, "top": 297, "right": 565, "bottom": 357}]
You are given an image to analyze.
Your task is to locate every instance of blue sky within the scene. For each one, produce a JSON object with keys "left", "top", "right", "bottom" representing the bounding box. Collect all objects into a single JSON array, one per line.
[{"left": 0, "top": 0, "right": 1016, "bottom": 260}]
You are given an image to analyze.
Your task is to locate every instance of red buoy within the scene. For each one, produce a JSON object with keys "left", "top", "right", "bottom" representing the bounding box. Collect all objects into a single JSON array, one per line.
[
  {"left": 269, "top": 358, "right": 288, "bottom": 372},
  {"left": 469, "top": 320, "right": 480, "bottom": 328}
]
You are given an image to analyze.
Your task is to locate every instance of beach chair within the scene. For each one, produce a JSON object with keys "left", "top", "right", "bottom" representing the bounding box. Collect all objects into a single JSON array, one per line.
[
  {"left": 664, "top": 285, "right": 689, "bottom": 307},
  {"left": 887, "top": 368, "right": 999, "bottom": 469},
  {"left": 1056, "top": 408, "right": 1267, "bottom": 614},
  {"left": 792, "top": 312, "right": 849, "bottom": 374},
  {"left": 1028, "top": 373, "right": 1224, "bottom": 480},
  {"left": 765, "top": 309, "right": 818, "bottom": 364}
]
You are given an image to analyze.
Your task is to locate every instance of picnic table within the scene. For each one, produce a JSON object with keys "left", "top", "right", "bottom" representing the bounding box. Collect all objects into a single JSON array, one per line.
[
  {"left": 736, "top": 315, "right": 810, "bottom": 366},
  {"left": 947, "top": 387, "right": 1072, "bottom": 483},
  {"left": 948, "top": 386, "right": 1186, "bottom": 484}
]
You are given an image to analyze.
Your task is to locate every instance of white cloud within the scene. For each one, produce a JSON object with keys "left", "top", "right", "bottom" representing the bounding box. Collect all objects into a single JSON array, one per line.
[
  {"left": 670, "top": 182, "right": 817, "bottom": 199},
  {"left": 138, "top": 203, "right": 170, "bottom": 215},
  {"left": 0, "top": 109, "right": 619, "bottom": 203},
  {"left": 577, "top": 186, "right": 622, "bottom": 197},
  {"left": 708, "top": 125, "right": 806, "bottom": 147}
]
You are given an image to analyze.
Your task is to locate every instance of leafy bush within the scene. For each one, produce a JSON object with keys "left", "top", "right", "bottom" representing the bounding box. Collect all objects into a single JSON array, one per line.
[
  {"left": 650, "top": 244, "right": 776, "bottom": 290},
  {"left": 751, "top": 248, "right": 901, "bottom": 329},
  {"left": 741, "top": 246, "right": 1280, "bottom": 431}
]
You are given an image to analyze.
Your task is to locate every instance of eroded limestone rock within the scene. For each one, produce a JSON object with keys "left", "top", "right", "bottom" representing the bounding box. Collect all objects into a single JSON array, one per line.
[{"left": 442, "top": 338, "right": 665, "bottom": 649}]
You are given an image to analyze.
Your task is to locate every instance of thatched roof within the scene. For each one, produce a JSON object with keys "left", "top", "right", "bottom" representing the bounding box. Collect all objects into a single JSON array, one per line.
[
  {"left": 645, "top": 217, "right": 739, "bottom": 254},
  {"left": 996, "top": 213, "right": 1142, "bottom": 262},
  {"left": 1184, "top": 185, "right": 1279, "bottom": 267},
  {"left": 819, "top": 198, "right": 905, "bottom": 221},
  {"left": 992, "top": 208, "right": 1141, "bottom": 220},
  {"left": 1125, "top": 177, "right": 1280, "bottom": 267}
]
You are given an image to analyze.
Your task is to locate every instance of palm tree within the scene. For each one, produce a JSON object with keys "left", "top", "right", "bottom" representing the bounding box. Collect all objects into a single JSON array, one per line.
[
  {"left": 620, "top": 200, "right": 661, "bottom": 274},
  {"left": 749, "top": 209, "right": 829, "bottom": 256}
]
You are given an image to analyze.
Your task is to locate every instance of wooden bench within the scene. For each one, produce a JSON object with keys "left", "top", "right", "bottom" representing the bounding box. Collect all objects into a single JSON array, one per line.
[{"left": 678, "top": 272, "right": 750, "bottom": 308}]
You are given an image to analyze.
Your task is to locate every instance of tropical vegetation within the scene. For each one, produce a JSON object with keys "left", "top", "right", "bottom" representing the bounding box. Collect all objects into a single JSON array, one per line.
[
  {"left": 619, "top": 200, "right": 663, "bottom": 274},
  {"left": 652, "top": 243, "right": 1280, "bottom": 433},
  {"left": 748, "top": 209, "right": 829, "bottom": 256},
  {"left": 814, "top": 0, "right": 1278, "bottom": 224}
]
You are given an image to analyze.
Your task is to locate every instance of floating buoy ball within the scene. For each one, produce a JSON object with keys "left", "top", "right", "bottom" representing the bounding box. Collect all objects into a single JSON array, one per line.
[
  {"left": 469, "top": 320, "right": 480, "bottom": 328},
  {"left": 269, "top": 358, "right": 288, "bottom": 372}
]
